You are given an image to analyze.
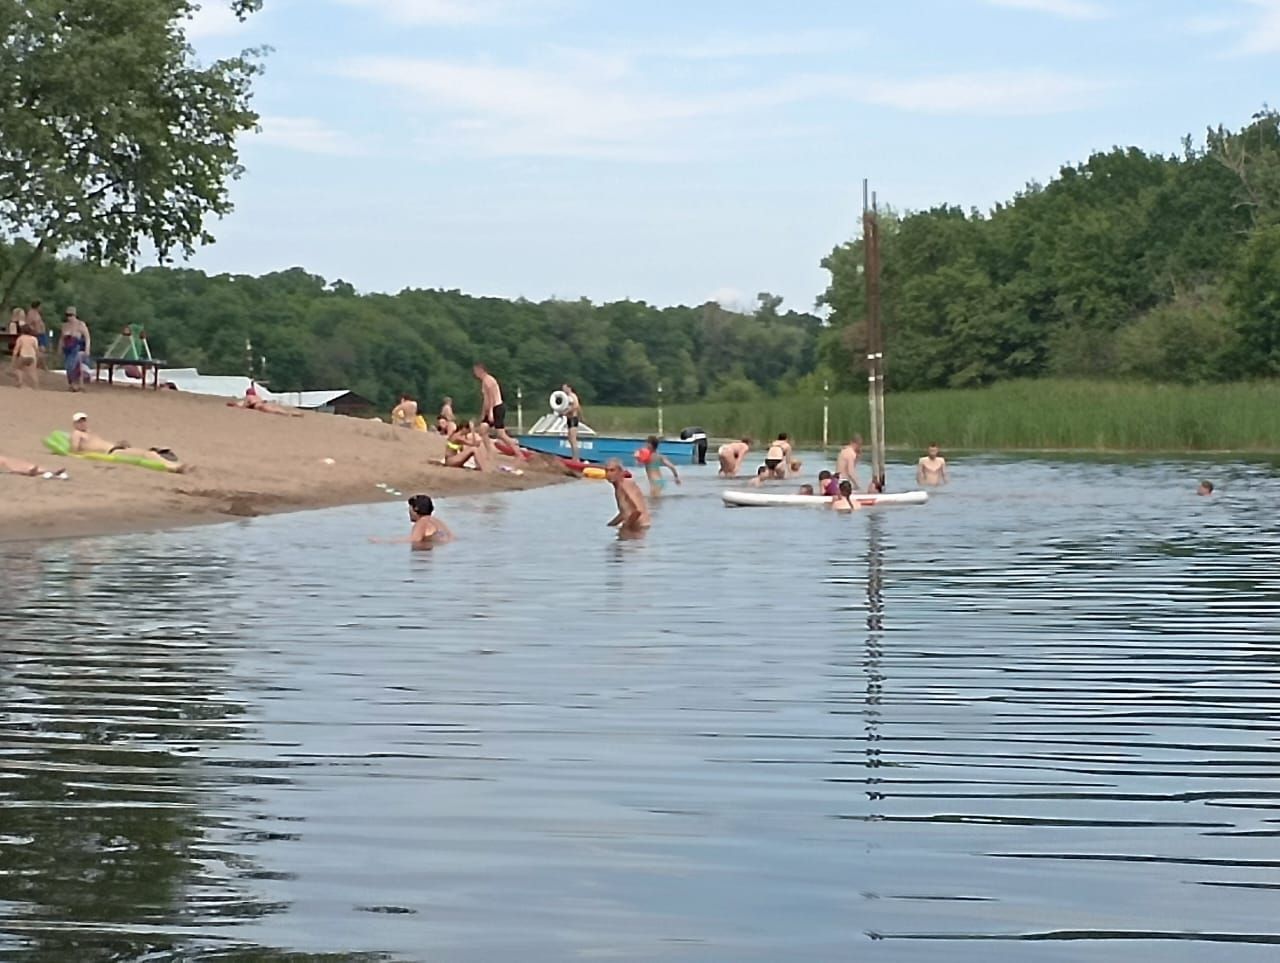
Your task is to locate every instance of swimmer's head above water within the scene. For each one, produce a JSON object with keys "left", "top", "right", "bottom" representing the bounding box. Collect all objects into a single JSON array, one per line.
[{"left": 408, "top": 494, "right": 435, "bottom": 518}]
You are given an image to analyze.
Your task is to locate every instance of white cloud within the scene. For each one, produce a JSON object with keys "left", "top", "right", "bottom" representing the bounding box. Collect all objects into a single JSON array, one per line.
[
  {"left": 1181, "top": 1, "right": 1280, "bottom": 55},
  {"left": 658, "top": 29, "right": 867, "bottom": 60},
  {"left": 331, "top": 0, "right": 535, "bottom": 25},
  {"left": 185, "top": 3, "right": 249, "bottom": 39},
  {"left": 984, "top": 0, "right": 1108, "bottom": 19},
  {"left": 706, "top": 287, "right": 750, "bottom": 310},
  {"left": 1235, "top": 0, "right": 1280, "bottom": 53},
  {"left": 337, "top": 53, "right": 1109, "bottom": 159},
  {"left": 253, "top": 116, "right": 366, "bottom": 156},
  {"left": 863, "top": 70, "right": 1109, "bottom": 115}
]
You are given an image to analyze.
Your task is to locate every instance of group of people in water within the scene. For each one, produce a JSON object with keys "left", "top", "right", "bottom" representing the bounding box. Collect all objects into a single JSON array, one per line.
[{"left": 718, "top": 433, "right": 950, "bottom": 496}]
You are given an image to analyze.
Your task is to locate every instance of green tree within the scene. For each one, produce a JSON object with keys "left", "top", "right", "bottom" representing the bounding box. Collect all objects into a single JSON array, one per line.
[{"left": 0, "top": 0, "right": 263, "bottom": 305}]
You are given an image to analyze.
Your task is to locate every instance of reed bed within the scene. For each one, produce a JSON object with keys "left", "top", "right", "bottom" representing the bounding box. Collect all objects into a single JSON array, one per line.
[{"left": 586, "top": 380, "right": 1280, "bottom": 451}]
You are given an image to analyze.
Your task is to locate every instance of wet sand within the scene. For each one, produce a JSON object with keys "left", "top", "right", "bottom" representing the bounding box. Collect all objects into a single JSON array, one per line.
[{"left": 0, "top": 373, "right": 567, "bottom": 542}]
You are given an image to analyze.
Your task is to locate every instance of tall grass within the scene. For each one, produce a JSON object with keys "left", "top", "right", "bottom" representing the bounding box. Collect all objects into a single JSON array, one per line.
[{"left": 586, "top": 379, "right": 1280, "bottom": 451}]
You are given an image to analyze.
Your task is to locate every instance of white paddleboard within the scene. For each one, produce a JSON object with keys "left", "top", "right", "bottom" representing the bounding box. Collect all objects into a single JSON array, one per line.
[{"left": 722, "top": 490, "right": 929, "bottom": 508}]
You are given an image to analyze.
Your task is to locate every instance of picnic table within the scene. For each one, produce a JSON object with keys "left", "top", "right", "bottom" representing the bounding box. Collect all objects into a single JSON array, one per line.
[{"left": 94, "top": 357, "right": 167, "bottom": 390}]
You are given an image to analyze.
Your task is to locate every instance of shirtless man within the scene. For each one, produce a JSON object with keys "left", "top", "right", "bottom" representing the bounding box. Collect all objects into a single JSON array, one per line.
[
  {"left": 916, "top": 442, "right": 949, "bottom": 486},
  {"left": 562, "top": 383, "right": 582, "bottom": 461},
  {"left": 371, "top": 494, "right": 454, "bottom": 548},
  {"left": 764, "top": 433, "right": 792, "bottom": 479},
  {"left": 717, "top": 437, "right": 751, "bottom": 477},
  {"left": 69, "top": 412, "right": 189, "bottom": 473},
  {"left": 837, "top": 435, "right": 862, "bottom": 491},
  {"left": 391, "top": 393, "right": 419, "bottom": 428},
  {"left": 473, "top": 363, "right": 521, "bottom": 459},
  {"left": 604, "top": 458, "right": 650, "bottom": 533},
  {"left": 25, "top": 301, "right": 47, "bottom": 365}
]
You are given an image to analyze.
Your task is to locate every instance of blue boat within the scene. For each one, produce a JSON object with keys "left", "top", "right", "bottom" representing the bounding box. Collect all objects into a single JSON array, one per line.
[{"left": 517, "top": 412, "right": 699, "bottom": 466}]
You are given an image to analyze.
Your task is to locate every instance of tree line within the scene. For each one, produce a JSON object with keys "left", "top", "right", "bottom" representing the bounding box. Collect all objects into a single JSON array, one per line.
[
  {"left": 0, "top": 245, "right": 824, "bottom": 408},
  {"left": 820, "top": 109, "right": 1280, "bottom": 391}
]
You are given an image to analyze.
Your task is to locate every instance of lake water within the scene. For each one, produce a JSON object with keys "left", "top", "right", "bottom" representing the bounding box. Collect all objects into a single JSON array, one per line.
[{"left": 2, "top": 454, "right": 1279, "bottom": 961}]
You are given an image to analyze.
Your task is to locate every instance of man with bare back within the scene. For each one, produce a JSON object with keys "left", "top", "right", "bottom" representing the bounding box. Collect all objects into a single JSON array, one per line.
[
  {"left": 473, "top": 362, "right": 521, "bottom": 460},
  {"left": 837, "top": 434, "right": 862, "bottom": 491},
  {"left": 604, "top": 458, "right": 650, "bottom": 533}
]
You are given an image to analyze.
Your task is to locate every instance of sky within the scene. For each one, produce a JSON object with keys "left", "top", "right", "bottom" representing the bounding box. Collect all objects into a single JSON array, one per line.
[{"left": 183, "top": 0, "right": 1280, "bottom": 312}]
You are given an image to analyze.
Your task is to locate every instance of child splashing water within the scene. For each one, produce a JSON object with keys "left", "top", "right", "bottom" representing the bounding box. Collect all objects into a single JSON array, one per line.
[{"left": 637, "top": 435, "right": 681, "bottom": 498}]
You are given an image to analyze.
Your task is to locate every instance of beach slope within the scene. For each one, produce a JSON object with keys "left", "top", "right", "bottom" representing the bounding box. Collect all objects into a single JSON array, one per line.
[{"left": 0, "top": 379, "right": 565, "bottom": 541}]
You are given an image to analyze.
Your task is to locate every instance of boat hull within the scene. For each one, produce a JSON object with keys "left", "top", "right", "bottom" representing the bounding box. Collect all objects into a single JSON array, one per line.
[
  {"left": 517, "top": 434, "right": 697, "bottom": 465},
  {"left": 722, "top": 490, "right": 929, "bottom": 508}
]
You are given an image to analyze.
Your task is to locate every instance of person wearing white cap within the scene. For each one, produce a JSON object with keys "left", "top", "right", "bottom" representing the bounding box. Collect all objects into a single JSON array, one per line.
[{"left": 69, "top": 412, "right": 189, "bottom": 473}]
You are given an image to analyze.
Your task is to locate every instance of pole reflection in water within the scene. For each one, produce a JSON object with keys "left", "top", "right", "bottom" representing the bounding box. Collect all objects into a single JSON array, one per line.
[{"left": 864, "top": 516, "right": 886, "bottom": 817}]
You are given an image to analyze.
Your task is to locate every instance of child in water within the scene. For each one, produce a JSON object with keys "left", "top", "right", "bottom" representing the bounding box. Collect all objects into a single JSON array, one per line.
[{"left": 638, "top": 435, "right": 681, "bottom": 497}]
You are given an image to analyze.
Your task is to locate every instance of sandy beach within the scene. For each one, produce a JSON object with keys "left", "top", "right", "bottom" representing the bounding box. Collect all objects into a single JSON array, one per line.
[{"left": 0, "top": 371, "right": 568, "bottom": 542}]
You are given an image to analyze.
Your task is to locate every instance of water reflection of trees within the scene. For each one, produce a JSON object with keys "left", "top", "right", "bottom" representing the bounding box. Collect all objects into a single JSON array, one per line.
[{"left": 0, "top": 543, "right": 288, "bottom": 958}]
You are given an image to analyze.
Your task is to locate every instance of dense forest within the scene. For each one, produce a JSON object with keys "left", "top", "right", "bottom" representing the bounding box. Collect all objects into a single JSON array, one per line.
[
  {"left": 3, "top": 109, "right": 1278, "bottom": 411},
  {"left": 0, "top": 244, "right": 823, "bottom": 408},
  {"left": 820, "top": 109, "right": 1280, "bottom": 391}
]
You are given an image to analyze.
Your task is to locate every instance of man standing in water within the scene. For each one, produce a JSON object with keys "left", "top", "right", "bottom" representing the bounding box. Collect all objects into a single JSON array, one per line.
[
  {"left": 473, "top": 362, "right": 521, "bottom": 460},
  {"left": 837, "top": 435, "right": 862, "bottom": 491},
  {"left": 916, "top": 442, "right": 950, "bottom": 486},
  {"left": 562, "top": 382, "right": 582, "bottom": 461},
  {"left": 717, "top": 437, "right": 751, "bottom": 477},
  {"left": 604, "top": 458, "right": 650, "bottom": 533}
]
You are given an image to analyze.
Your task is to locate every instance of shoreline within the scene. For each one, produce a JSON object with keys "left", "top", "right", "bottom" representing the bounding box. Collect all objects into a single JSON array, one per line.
[{"left": 0, "top": 375, "right": 570, "bottom": 544}]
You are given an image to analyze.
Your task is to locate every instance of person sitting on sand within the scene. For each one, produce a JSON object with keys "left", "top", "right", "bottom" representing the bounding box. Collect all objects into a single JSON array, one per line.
[
  {"left": 605, "top": 458, "right": 650, "bottom": 533},
  {"left": 11, "top": 324, "right": 40, "bottom": 389},
  {"left": 717, "top": 437, "right": 751, "bottom": 477},
  {"left": 916, "top": 442, "right": 949, "bottom": 486},
  {"left": 444, "top": 421, "right": 491, "bottom": 471},
  {"left": 391, "top": 393, "right": 419, "bottom": 428},
  {"left": 436, "top": 396, "right": 457, "bottom": 435},
  {"left": 371, "top": 494, "right": 454, "bottom": 547},
  {"left": 0, "top": 455, "right": 66, "bottom": 479},
  {"left": 830, "top": 478, "right": 861, "bottom": 512},
  {"left": 233, "top": 385, "right": 302, "bottom": 417},
  {"left": 69, "top": 412, "right": 189, "bottom": 473},
  {"left": 1197, "top": 480, "right": 1214, "bottom": 496}
]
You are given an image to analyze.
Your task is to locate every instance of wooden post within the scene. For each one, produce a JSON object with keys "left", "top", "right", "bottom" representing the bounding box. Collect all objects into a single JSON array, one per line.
[
  {"left": 822, "top": 380, "right": 830, "bottom": 451},
  {"left": 862, "top": 180, "right": 887, "bottom": 492},
  {"left": 517, "top": 385, "right": 524, "bottom": 433},
  {"left": 657, "top": 381, "right": 664, "bottom": 437}
]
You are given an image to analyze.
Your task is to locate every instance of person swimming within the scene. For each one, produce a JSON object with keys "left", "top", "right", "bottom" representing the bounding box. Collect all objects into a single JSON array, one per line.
[
  {"left": 817, "top": 469, "right": 840, "bottom": 496},
  {"left": 830, "top": 478, "right": 861, "bottom": 512},
  {"left": 370, "top": 494, "right": 454, "bottom": 547}
]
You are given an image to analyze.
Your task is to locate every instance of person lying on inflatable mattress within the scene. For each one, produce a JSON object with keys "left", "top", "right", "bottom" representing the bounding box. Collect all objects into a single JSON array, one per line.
[{"left": 70, "top": 412, "right": 190, "bottom": 473}]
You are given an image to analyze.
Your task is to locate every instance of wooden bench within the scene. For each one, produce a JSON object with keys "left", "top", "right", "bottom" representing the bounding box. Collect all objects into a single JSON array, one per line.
[{"left": 94, "top": 357, "right": 167, "bottom": 390}]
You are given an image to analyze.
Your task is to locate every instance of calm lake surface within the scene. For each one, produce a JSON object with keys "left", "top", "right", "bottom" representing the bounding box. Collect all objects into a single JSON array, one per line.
[{"left": 2, "top": 454, "right": 1279, "bottom": 961}]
